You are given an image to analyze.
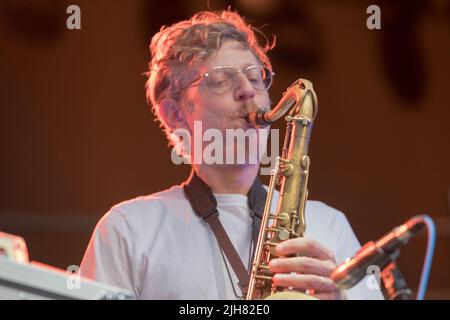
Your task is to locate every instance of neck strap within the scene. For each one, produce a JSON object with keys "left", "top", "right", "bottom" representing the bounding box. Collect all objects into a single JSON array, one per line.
[{"left": 183, "top": 170, "right": 267, "bottom": 296}]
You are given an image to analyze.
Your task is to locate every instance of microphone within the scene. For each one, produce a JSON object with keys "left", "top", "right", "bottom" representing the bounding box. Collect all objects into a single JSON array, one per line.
[{"left": 331, "top": 215, "right": 426, "bottom": 290}]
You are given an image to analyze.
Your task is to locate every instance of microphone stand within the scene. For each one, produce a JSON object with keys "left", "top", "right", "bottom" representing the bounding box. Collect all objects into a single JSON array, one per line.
[{"left": 379, "top": 249, "right": 413, "bottom": 300}]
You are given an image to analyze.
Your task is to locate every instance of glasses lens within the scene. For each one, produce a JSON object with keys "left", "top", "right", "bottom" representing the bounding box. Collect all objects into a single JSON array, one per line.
[
  {"left": 262, "top": 67, "right": 273, "bottom": 89},
  {"left": 246, "top": 66, "right": 272, "bottom": 90},
  {"left": 206, "top": 66, "right": 273, "bottom": 92},
  {"left": 207, "top": 69, "right": 233, "bottom": 91}
]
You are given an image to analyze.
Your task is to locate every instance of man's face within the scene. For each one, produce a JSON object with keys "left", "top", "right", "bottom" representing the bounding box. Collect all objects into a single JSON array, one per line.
[{"left": 180, "top": 40, "right": 272, "bottom": 166}]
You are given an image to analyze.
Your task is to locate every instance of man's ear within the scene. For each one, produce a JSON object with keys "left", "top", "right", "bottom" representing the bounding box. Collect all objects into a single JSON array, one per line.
[{"left": 158, "top": 98, "right": 187, "bottom": 131}]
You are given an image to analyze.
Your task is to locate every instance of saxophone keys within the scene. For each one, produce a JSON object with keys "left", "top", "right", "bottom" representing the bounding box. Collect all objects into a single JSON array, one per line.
[
  {"left": 278, "top": 158, "right": 294, "bottom": 176},
  {"left": 301, "top": 155, "right": 310, "bottom": 169},
  {"left": 254, "top": 275, "right": 273, "bottom": 281},
  {"left": 278, "top": 229, "right": 290, "bottom": 241},
  {"left": 277, "top": 212, "right": 290, "bottom": 225},
  {"left": 263, "top": 241, "right": 277, "bottom": 247}
]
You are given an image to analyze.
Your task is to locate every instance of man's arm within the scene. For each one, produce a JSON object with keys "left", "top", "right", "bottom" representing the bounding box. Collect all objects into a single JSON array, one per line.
[{"left": 80, "top": 209, "right": 138, "bottom": 298}]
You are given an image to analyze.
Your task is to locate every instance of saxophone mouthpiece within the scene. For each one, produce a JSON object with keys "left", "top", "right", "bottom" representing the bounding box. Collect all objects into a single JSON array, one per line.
[{"left": 245, "top": 109, "right": 271, "bottom": 127}]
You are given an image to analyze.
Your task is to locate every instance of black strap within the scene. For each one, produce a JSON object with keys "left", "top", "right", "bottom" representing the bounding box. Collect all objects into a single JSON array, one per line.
[{"left": 183, "top": 170, "right": 267, "bottom": 296}]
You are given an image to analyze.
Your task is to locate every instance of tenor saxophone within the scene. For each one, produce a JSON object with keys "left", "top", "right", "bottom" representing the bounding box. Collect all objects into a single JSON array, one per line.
[{"left": 245, "top": 79, "right": 318, "bottom": 300}]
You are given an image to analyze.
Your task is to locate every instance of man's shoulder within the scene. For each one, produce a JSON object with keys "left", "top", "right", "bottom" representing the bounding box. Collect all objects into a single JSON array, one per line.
[
  {"left": 307, "top": 199, "right": 353, "bottom": 232},
  {"left": 306, "top": 200, "right": 346, "bottom": 220},
  {"left": 94, "top": 184, "right": 191, "bottom": 238},
  {"left": 111, "top": 185, "right": 187, "bottom": 213},
  {"left": 100, "top": 185, "right": 189, "bottom": 229}
]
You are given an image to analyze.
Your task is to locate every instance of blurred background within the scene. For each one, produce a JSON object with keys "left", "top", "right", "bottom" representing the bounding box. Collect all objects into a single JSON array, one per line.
[{"left": 0, "top": 0, "right": 449, "bottom": 299}]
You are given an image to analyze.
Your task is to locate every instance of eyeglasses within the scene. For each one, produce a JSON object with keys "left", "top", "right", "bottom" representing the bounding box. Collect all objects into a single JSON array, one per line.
[{"left": 178, "top": 65, "right": 275, "bottom": 95}]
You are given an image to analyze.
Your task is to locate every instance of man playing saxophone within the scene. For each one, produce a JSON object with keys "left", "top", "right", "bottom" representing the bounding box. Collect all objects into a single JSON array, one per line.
[{"left": 80, "top": 9, "right": 383, "bottom": 300}]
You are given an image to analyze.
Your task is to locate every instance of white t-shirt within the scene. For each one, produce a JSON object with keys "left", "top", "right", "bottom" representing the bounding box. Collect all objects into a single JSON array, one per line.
[{"left": 80, "top": 185, "right": 384, "bottom": 300}]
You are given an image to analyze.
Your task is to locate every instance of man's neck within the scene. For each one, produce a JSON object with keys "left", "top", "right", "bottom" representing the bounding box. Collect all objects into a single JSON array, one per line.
[{"left": 194, "top": 164, "right": 259, "bottom": 195}]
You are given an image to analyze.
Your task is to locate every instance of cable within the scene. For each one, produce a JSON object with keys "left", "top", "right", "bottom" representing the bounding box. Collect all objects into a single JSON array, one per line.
[{"left": 416, "top": 215, "right": 436, "bottom": 300}]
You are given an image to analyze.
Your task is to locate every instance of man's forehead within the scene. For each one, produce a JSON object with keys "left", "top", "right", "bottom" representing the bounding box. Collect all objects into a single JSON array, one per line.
[{"left": 200, "top": 40, "right": 260, "bottom": 70}]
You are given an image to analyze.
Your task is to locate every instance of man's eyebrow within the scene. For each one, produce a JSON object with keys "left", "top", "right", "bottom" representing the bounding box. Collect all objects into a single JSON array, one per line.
[{"left": 210, "top": 63, "right": 259, "bottom": 69}]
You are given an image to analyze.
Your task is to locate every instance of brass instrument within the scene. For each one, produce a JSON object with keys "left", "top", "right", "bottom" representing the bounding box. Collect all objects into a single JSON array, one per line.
[{"left": 245, "top": 79, "right": 318, "bottom": 300}]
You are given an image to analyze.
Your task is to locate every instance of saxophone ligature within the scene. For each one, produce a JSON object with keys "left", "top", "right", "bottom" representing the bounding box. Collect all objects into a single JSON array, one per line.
[{"left": 245, "top": 78, "right": 318, "bottom": 300}]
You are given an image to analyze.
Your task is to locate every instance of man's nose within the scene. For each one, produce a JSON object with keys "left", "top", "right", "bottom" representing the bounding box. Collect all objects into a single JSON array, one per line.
[{"left": 234, "top": 74, "right": 256, "bottom": 101}]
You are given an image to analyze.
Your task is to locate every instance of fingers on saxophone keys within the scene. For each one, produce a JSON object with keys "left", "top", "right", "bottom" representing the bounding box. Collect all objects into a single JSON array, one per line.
[
  {"left": 272, "top": 274, "right": 338, "bottom": 292},
  {"left": 276, "top": 238, "right": 336, "bottom": 262},
  {"left": 269, "top": 256, "right": 336, "bottom": 276}
]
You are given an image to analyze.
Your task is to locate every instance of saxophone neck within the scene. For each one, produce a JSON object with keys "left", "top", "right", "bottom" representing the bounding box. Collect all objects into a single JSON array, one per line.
[{"left": 245, "top": 79, "right": 318, "bottom": 127}]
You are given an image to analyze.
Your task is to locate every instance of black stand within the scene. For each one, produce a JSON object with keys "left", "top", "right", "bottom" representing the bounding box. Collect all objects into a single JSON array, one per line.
[{"left": 379, "top": 250, "right": 413, "bottom": 300}]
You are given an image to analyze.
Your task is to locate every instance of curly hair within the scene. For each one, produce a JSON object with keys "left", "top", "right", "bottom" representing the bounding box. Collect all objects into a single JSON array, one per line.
[{"left": 145, "top": 9, "right": 275, "bottom": 145}]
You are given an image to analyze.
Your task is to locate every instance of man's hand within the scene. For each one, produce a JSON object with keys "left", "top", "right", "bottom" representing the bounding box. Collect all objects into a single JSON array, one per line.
[{"left": 268, "top": 237, "right": 343, "bottom": 300}]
